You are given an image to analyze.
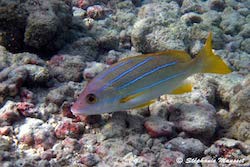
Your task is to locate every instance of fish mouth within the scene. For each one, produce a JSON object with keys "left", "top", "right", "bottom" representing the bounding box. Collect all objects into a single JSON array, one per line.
[
  {"left": 70, "top": 106, "right": 82, "bottom": 116},
  {"left": 71, "top": 106, "right": 93, "bottom": 116}
]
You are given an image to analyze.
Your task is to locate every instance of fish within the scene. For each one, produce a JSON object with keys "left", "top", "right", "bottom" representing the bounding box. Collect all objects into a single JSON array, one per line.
[{"left": 71, "top": 33, "right": 231, "bottom": 115}]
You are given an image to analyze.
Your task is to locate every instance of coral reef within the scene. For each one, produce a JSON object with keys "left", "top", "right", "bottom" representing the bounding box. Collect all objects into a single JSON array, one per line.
[
  {"left": 0, "top": 0, "right": 249, "bottom": 166},
  {"left": 0, "top": 0, "right": 73, "bottom": 54}
]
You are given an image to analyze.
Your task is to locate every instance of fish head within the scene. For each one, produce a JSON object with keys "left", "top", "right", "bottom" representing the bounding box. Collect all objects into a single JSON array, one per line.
[{"left": 71, "top": 81, "right": 119, "bottom": 115}]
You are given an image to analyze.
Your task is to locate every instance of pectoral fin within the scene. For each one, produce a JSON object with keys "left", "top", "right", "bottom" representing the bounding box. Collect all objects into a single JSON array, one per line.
[
  {"left": 119, "top": 92, "right": 144, "bottom": 103},
  {"left": 132, "top": 100, "right": 155, "bottom": 109},
  {"left": 171, "top": 82, "right": 192, "bottom": 94}
]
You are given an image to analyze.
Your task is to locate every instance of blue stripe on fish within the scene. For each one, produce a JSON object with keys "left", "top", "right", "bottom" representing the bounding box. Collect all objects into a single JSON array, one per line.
[
  {"left": 128, "top": 71, "right": 187, "bottom": 97},
  {"left": 101, "top": 57, "right": 154, "bottom": 90},
  {"left": 98, "top": 60, "right": 133, "bottom": 80},
  {"left": 116, "top": 61, "right": 177, "bottom": 90}
]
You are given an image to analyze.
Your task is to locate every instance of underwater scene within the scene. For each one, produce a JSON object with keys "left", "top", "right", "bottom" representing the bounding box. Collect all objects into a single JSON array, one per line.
[{"left": 0, "top": 0, "right": 249, "bottom": 166}]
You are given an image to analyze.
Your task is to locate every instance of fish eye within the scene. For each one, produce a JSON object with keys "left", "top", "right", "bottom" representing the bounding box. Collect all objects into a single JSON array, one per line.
[{"left": 86, "top": 93, "right": 97, "bottom": 104}]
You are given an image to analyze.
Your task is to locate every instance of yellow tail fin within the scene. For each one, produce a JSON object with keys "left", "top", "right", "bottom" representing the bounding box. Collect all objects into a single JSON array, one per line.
[{"left": 195, "top": 32, "right": 231, "bottom": 74}]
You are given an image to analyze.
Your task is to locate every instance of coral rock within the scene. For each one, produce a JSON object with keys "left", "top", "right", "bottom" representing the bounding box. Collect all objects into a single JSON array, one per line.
[
  {"left": 0, "top": 101, "right": 21, "bottom": 126},
  {"left": 61, "top": 102, "right": 76, "bottom": 118},
  {"left": 73, "top": 7, "right": 86, "bottom": 18},
  {"left": 55, "top": 119, "right": 85, "bottom": 139},
  {"left": 165, "top": 137, "right": 207, "bottom": 157},
  {"left": 0, "top": 66, "right": 28, "bottom": 101},
  {"left": 78, "top": 115, "right": 102, "bottom": 124},
  {"left": 62, "top": 137, "right": 80, "bottom": 152},
  {"left": 205, "top": 138, "right": 250, "bottom": 166},
  {"left": 126, "top": 114, "right": 144, "bottom": 133},
  {"left": 225, "top": 75, "right": 250, "bottom": 142},
  {"left": 88, "top": 26, "right": 119, "bottom": 50},
  {"left": 59, "top": 37, "right": 98, "bottom": 62},
  {"left": 149, "top": 101, "right": 168, "bottom": 118},
  {"left": 220, "top": 7, "right": 245, "bottom": 35},
  {"left": 16, "top": 102, "right": 35, "bottom": 117},
  {"left": 169, "top": 103, "right": 217, "bottom": 140},
  {"left": 132, "top": 2, "right": 189, "bottom": 53},
  {"left": 181, "top": 12, "right": 202, "bottom": 26},
  {"left": 96, "top": 139, "right": 134, "bottom": 157},
  {"left": 75, "top": 0, "right": 92, "bottom": 9},
  {"left": 41, "top": 149, "right": 56, "bottom": 161},
  {"left": 83, "top": 62, "right": 108, "bottom": 80},
  {"left": 79, "top": 153, "right": 100, "bottom": 166},
  {"left": 20, "top": 88, "right": 34, "bottom": 103},
  {"left": 22, "top": 65, "right": 50, "bottom": 83},
  {"left": 18, "top": 118, "right": 56, "bottom": 149},
  {"left": 48, "top": 54, "right": 86, "bottom": 82},
  {"left": 158, "top": 149, "right": 185, "bottom": 167},
  {"left": 0, "top": 136, "right": 12, "bottom": 151},
  {"left": 0, "top": 0, "right": 73, "bottom": 53},
  {"left": 144, "top": 116, "right": 175, "bottom": 138},
  {"left": 209, "top": 0, "right": 226, "bottom": 12},
  {"left": 0, "top": 126, "right": 12, "bottom": 136},
  {"left": 101, "top": 112, "right": 127, "bottom": 140},
  {"left": 125, "top": 134, "right": 146, "bottom": 154},
  {"left": 87, "top": 5, "right": 105, "bottom": 19},
  {"left": 105, "top": 51, "right": 119, "bottom": 65},
  {"left": 181, "top": 0, "right": 205, "bottom": 14},
  {"left": 34, "top": 126, "right": 56, "bottom": 150},
  {"left": 46, "top": 84, "right": 74, "bottom": 106}
]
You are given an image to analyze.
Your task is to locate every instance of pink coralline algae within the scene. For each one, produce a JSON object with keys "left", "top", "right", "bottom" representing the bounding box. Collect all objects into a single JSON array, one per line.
[
  {"left": 41, "top": 149, "right": 56, "bottom": 161},
  {"left": 33, "top": 127, "right": 56, "bottom": 150},
  {"left": 20, "top": 88, "right": 34, "bottom": 103},
  {"left": 105, "top": 55, "right": 118, "bottom": 65},
  {"left": 60, "top": 102, "right": 76, "bottom": 119},
  {"left": 204, "top": 138, "right": 250, "bottom": 166},
  {"left": 83, "top": 62, "right": 107, "bottom": 80},
  {"left": 48, "top": 54, "right": 85, "bottom": 82},
  {"left": 0, "top": 101, "right": 21, "bottom": 126},
  {"left": 77, "top": 0, "right": 92, "bottom": 9},
  {"left": 87, "top": 5, "right": 105, "bottom": 19},
  {"left": 48, "top": 54, "right": 65, "bottom": 66},
  {"left": 16, "top": 102, "right": 35, "bottom": 117},
  {"left": 35, "top": 132, "right": 55, "bottom": 149},
  {"left": 62, "top": 137, "right": 80, "bottom": 152},
  {"left": 18, "top": 118, "right": 56, "bottom": 150},
  {"left": 79, "top": 153, "right": 100, "bottom": 166},
  {"left": 158, "top": 149, "right": 185, "bottom": 167},
  {"left": 0, "top": 126, "right": 12, "bottom": 136},
  {"left": 55, "top": 119, "right": 85, "bottom": 139},
  {"left": 144, "top": 116, "right": 175, "bottom": 138},
  {"left": 0, "top": 67, "right": 28, "bottom": 102}
]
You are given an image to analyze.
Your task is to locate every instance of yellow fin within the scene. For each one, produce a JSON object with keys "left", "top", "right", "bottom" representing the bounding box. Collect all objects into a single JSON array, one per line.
[
  {"left": 196, "top": 32, "right": 231, "bottom": 74},
  {"left": 120, "top": 92, "right": 144, "bottom": 103},
  {"left": 132, "top": 100, "right": 155, "bottom": 110},
  {"left": 171, "top": 82, "right": 192, "bottom": 94},
  {"left": 120, "top": 50, "right": 191, "bottom": 62}
]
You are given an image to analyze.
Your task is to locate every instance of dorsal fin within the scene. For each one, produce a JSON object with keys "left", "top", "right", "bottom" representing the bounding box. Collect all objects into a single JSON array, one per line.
[{"left": 120, "top": 50, "right": 192, "bottom": 63}]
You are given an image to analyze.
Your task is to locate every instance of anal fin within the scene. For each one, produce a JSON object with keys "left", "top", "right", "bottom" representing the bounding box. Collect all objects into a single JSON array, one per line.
[
  {"left": 132, "top": 100, "right": 155, "bottom": 110},
  {"left": 171, "top": 82, "right": 192, "bottom": 95}
]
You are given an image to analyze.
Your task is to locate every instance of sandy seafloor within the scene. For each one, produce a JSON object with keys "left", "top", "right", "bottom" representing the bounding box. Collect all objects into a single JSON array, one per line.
[{"left": 0, "top": 0, "right": 250, "bottom": 166}]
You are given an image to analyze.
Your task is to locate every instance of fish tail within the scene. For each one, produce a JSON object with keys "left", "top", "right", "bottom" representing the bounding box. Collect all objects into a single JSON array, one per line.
[{"left": 195, "top": 32, "right": 231, "bottom": 74}]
